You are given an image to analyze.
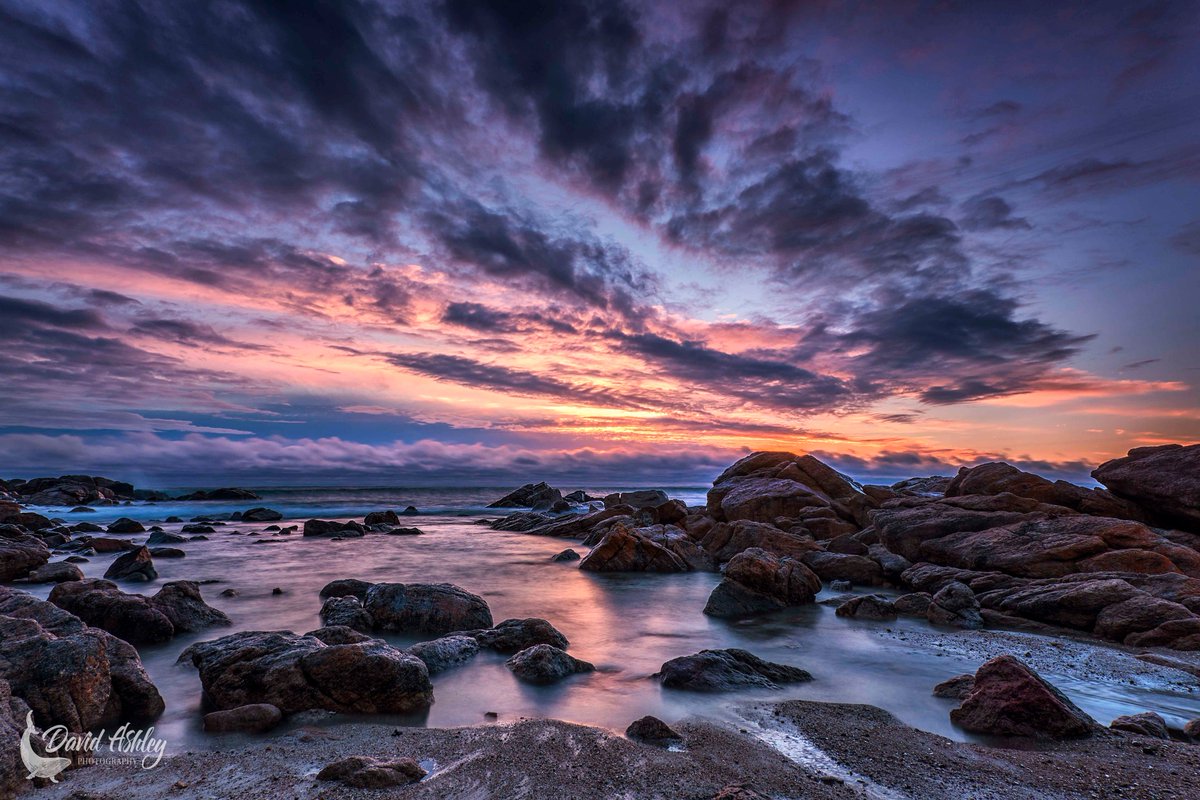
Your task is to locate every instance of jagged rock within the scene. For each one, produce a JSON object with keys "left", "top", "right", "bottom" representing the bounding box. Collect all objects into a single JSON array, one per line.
[
  {"left": 242, "top": 508, "right": 283, "bottom": 522},
  {"left": 946, "top": 462, "right": 1144, "bottom": 520},
  {"left": 704, "top": 547, "right": 821, "bottom": 618},
  {"left": 933, "top": 673, "right": 975, "bottom": 699},
  {"left": 505, "top": 644, "right": 593, "bottom": 684},
  {"left": 1093, "top": 444, "right": 1200, "bottom": 531},
  {"left": 835, "top": 595, "right": 897, "bottom": 620},
  {"left": 317, "top": 755, "right": 426, "bottom": 788},
  {"left": 49, "top": 579, "right": 229, "bottom": 643},
  {"left": 950, "top": 655, "right": 1096, "bottom": 739},
  {"left": 308, "top": 625, "right": 373, "bottom": 645},
  {"left": 894, "top": 592, "right": 933, "bottom": 616},
  {"left": 319, "top": 596, "right": 374, "bottom": 632},
  {"left": 487, "top": 482, "right": 563, "bottom": 509},
  {"left": 0, "top": 586, "right": 164, "bottom": 730},
  {"left": 707, "top": 452, "right": 875, "bottom": 528},
  {"left": 801, "top": 551, "right": 884, "bottom": 586},
  {"left": 580, "top": 522, "right": 710, "bottom": 572},
  {"left": 926, "top": 581, "right": 983, "bottom": 629},
  {"left": 0, "top": 512, "right": 52, "bottom": 531},
  {"left": 105, "top": 517, "right": 145, "bottom": 534},
  {"left": 602, "top": 490, "right": 669, "bottom": 509},
  {"left": 695, "top": 520, "right": 820, "bottom": 564},
  {"left": 551, "top": 548, "right": 580, "bottom": 562},
  {"left": 408, "top": 635, "right": 480, "bottom": 673},
  {"left": 626, "top": 715, "right": 682, "bottom": 747},
  {"left": 473, "top": 618, "right": 568, "bottom": 653},
  {"left": 1109, "top": 711, "right": 1170, "bottom": 739},
  {"left": 364, "top": 582, "right": 493, "bottom": 635},
  {"left": 23, "top": 561, "right": 83, "bottom": 584},
  {"left": 203, "top": 703, "right": 282, "bottom": 733},
  {"left": 319, "top": 578, "right": 373, "bottom": 600},
  {"left": 890, "top": 476, "right": 952, "bottom": 497},
  {"left": 363, "top": 510, "right": 399, "bottom": 526},
  {"left": 183, "top": 629, "right": 433, "bottom": 714},
  {"left": 303, "top": 519, "right": 366, "bottom": 538},
  {"left": 657, "top": 649, "right": 812, "bottom": 691},
  {"left": 0, "top": 530, "right": 55, "bottom": 580},
  {"left": 103, "top": 546, "right": 157, "bottom": 581}
]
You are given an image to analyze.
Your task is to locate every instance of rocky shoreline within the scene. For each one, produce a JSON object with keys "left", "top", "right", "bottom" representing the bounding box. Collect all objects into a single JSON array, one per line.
[{"left": 1, "top": 443, "right": 1198, "bottom": 796}]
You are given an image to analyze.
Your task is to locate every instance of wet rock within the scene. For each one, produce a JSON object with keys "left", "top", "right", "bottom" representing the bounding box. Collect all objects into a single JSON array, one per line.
[
  {"left": 308, "top": 625, "right": 373, "bottom": 645},
  {"left": 364, "top": 582, "right": 493, "bottom": 635},
  {"left": 626, "top": 715, "right": 682, "bottom": 747},
  {"left": 0, "top": 586, "right": 164, "bottom": 729},
  {"left": 86, "top": 536, "right": 137, "bottom": 553},
  {"left": 487, "top": 482, "right": 563, "bottom": 509},
  {"left": 0, "top": 511, "right": 52, "bottom": 531},
  {"left": 203, "top": 703, "right": 283, "bottom": 733},
  {"left": 551, "top": 548, "right": 580, "bottom": 562},
  {"left": 933, "top": 674, "right": 975, "bottom": 699},
  {"left": 146, "top": 530, "right": 187, "bottom": 545},
  {"left": 303, "top": 519, "right": 366, "bottom": 538},
  {"left": 1185, "top": 718, "right": 1200, "bottom": 738},
  {"left": 105, "top": 517, "right": 145, "bottom": 534},
  {"left": 1109, "top": 711, "right": 1170, "bottom": 739},
  {"left": 801, "top": 551, "right": 885, "bottom": 586},
  {"left": 71, "top": 522, "right": 103, "bottom": 533},
  {"left": 829, "top": 579, "right": 852, "bottom": 591},
  {"left": 49, "top": 579, "right": 229, "bottom": 643},
  {"left": 241, "top": 508, "right": 282, "bottom": 522},
  {"left": 580, "top": 522, "right": 705, "bottom": 572},
  {"left": 385, "top": 526, "right": 423, "bottom": 536},
  {"left": 181, "top": 524, "right": 215, "bottom": 534},
  {"left": 505, "top": 644, "right": 594, "bottom": 684},
  {"left": 319, "top": 578, "right": 373, "bottom": 601},
  {"left": 893, "top": 592, "right": 933, "bottom": 616},
  {"left": 473, "top": 618, "right": 569, "bottom": 654},
  {"left": 950, "top": 655, "right": 1096, "bottom": 739},
  {"left": 602, "top": 490, "right": 669, "bottom": 509},
  {"left": 401, "top": 506, "right": 419, "bottom": 516},
  {"left": 176, "top": 488, "right": 260, "bottom": 501},
  {"left": 22, "top": 560, "right": 83, "bottom": 584},
  {"left": 704, "top": 547, "right": 821, "bottom": 618},
  {"left": 657, "top": 649, "right": 812, "bottom": 691},
  {"left": 0, "top": 529, "right": 52, "bottom": 581},
  {"left": 890, "top": 476, "right": 952, "bottom": 497},
  {"left": 835, "top": 594, "right": 897, "bottom": 620},
  {"left": 707, "top": 452, "right": 875, "bottom": 528},
  {"left": 319, "top": 595, "right": 374, "bottom": 632},
  {"left": 183, "top": 629, "right": 433, "bottom": 714},
  {"left": 64, "top": 555, "right": 88, "bottom": 563},
  {"left": 103, "top": 546, "right": 157, "bottom": 581},
  {"left": 1093, "top": 443, "right": 1200, "bottom": 531},
  {"left": 317, "top": 755, "right": 426, "bottom": 788},
  {"left": 694, "top": 520, "right": 820, "bottom": 564},
  {"left": 408, "top": 634, "right": 480, "bottom": 673},
  {"left": 150, "top": 547, "right": 185, "bottom": 558},
  {"left": 927, "top": 581, "right": 983, "bottom": 629},
  {"left": 365, "top": 510, "right": 400, "bottom": 526}
]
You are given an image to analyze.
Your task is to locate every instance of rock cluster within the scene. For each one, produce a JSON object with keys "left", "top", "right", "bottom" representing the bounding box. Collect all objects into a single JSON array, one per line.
[
  {"left": 49, "top": 579, "right": 229, "bottom": 644},
  {"left": 318, "top": 581, "right": 493, "bottom": 635}
]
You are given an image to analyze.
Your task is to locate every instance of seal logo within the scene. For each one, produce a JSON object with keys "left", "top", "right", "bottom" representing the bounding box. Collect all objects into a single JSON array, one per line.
[{"left": 20, "top": 712, "right": 70, "bottom": 782}]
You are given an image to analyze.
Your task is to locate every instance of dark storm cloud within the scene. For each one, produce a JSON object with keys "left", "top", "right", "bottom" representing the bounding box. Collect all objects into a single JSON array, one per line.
[
  {"left": 129, "top": 317, "right": 267, "bottom": 350},
  {"left": 441, "top": 302, "right": 577, "bottom": 335},
  {"left": 959, "top": 195, "right": 1031, "bottom": 232}
]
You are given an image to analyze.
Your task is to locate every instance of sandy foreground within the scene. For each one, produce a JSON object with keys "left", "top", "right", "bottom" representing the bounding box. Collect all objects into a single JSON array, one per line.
[{"left": 29, "top": 695, "right": 1200, "bottom": 800}]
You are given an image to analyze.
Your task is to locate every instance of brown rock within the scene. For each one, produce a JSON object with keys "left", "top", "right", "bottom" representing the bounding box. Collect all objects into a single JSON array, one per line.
[
  {"left": 950, "top": 655, "right": 1096, "bottom": 739},
  {"left": 933, "top": 673, "right": 975, "bottom": 699},
  {"left": 317, "top": 755, "right": 425, "bottom": 788},
  {"left": 801, "top": 550, "right": 884, "bottom": 586},
  {"left": 704, "top": 548, "right": 821, "bottom": 618},
  {"left": 203, "top": 703, "right": 282, "bottom": 733},
  {"left": 626, "top": 715, "right": 682, "bottom": 747},
  {"left": 1093, "top": 443, "right": 1200, "bottom": 531},
  {"left": 1109, "top": 711, "right": 1169, "bottom": 739},
  {"left": 835, "top": 594, "right": 897, "bottom": 620}
]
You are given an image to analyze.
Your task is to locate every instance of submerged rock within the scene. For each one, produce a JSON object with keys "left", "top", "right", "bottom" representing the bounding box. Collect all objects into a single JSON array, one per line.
[
  {"left": 487, "top": 482, "right": 563, "bottom": 509},
  {"left": 950, "top": 655, "right": 1095, "bottom": 739},
  {"left": 657, "top": 649, "right": 812, "bottom": 691},
  {"left": 364, "top": 582, "right": 493, "bottom": 635},
  {"left": 473, "top": 617, "right": 569, "bottom": 653},
  {"left": 505, "top": 644, "right": 594, "bottom": 684},
  {"left": 242, "top": 507, "right": 283, "bottom": 522},
  {"left": 183, "top": 629, "right": 433, "bottom": 715},
  {"left": 103, "top": 546, "right": 157, "bottom": 582},
  {"left": 49, "top": 579, "right": 230, "bottom": 643},
  {"left": 551, "top": 548, "right": 580, "bottom": 562},
  {"left": 105, "top": 517, "right": 145, "bottom": 534},
  {"left": 704, "top": 547, "right": 821, "bottom": 618},
  {"left": 408, "top": 634, "right": 480, "bottom": 673},
  {"left": 21, "top": 560, "right": 83, "bottom": 584}
]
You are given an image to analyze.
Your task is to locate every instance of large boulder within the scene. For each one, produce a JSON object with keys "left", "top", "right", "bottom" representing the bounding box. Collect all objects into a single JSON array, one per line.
[
  {"left": 580, "top": 522, "right": 710, "bottom": 572},
  {"left": 22, "top": 561, "right": 84, "bottom": 584},
  {"left": 949, "top": 655, "right": 1096, "bottom": 739},
  {"left": 0, "top": 586, "right": 164, "bottom": 730},
  {"left": 0, "top": 528, "right": 50, "bottom": 581},
  {"left": 704, "top": 548, "right": 821, "bottom": 618},
  {"left": 183, "top": 629, "right": 433, "bottom": 714},
  {"left": 1109, "top": 711, "right": 1170, "bottom": 739},
  {"left": 408, "top": 635, "right": 480, "bottom": 673},
  {"left": 926, "top": 581, "right": 983, "bottom": 629},
  {"left": 106, "top": 517, "right": 145, "bottom": 534},
  {"left": 505, "top": 644, "right": 594, "bottom": 684},
  {"left": 694, "top": 520, "right": 820, "bottom": 564},
  {"left": 602, "top": 490, "right": 669, "bottom": 509},
  {"left": 800, "top": 550, "right": 885, "bottom": 586},
  {"left": 319, "top": 595, "right": 375, "bottom": 631},
  {"left": 657, "top": 649, "right": 812, "bottom": 691},
  {"left": 487, "top": 482, "right": 563, "bottom": 509},
  {"left": 241, "top": 507, "right": 283, "bottom": 522},
  {"left": 946, "top": 462, "right": 1143, "bottom": 520},
  {"left": 1093, "top": 444, "right": 1200, "bottom": 531},
  {"left": 303, "top": 519, "right": 366, "bottom": 538},
  {"left": 49, "top": 579, "right": 230, "bottom": 644},
  {"left": 472, "top": 618, "right": 569, "bottom": 653},
  {"left": 707, "top": 452, "right": 875, "bottom": 528},
  {"left": 363, "top": 582, "right": 493, "bottom": 635},
  {"left": 103, "top": 546, "right": 157, "bottom": 582}
]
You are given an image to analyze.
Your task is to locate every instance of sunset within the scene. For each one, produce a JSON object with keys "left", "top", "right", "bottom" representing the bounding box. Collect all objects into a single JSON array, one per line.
[{"left": 1, "top": 1, "right": 1198, "bottom": 798}]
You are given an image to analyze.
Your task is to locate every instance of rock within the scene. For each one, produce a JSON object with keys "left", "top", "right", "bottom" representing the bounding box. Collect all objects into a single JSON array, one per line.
[
  {"left": 602, "top": 490, "right": 669, "bottom": 509},
  {"left": 150, "top": 547, "right": 185, "bottom": 558},
  {"left": 303, "top": 519, "right": 366, "bottom": 537},
  {"left": 551, "top": 548, "right": 580, "bottom": 562},
  {"left": 408, "top": 634, "right": 480, "bottom": 673},
  {"left": 308, "top": 625, "right": 373, "bottom": 645},
  {"left": 71, "top": 522, "right": 103, "bottom": 533},
  {"left": 319, "top": 596, "right": 374, "bottom": 631},
  {"left": 827, "top": 534, "right": 868, "bottom": 555},
  {"left": 0, "top": 677, "right": 38, "bottom": 797},
  {"left": 203, "top": 703, "right": 282, "bottom": 733},
  {"left": 626, "top": 715, "right": 682, "bottom": 747},
  {"left": 86, "top": 536, "right": 137, "bottom": 553},
  {"left": 695, "top": 520, "right": 820, "bottom": 564},
  {"left": 933, "top": 674, "right": 975, "bottom": 699},
  {"left": 385, "top": 526, "right": 423, "bottom": 536},
  {"left": 707, "top": 452, "right": 875, "bottom": 528},
  {"left": 835, "top": 594, "right": 897, "bottom": 620},
  {"left": 564, "top": 490, "right": 594, "bottom": 503},
  {"left": 894, "top": 592, "right": 933, "bottom": 616},
  {"left": 703, "top": 547, "right": 821, "bottom": 618},
  {"left": 64, "top": 555, "right": 89, "bottom": 563},
  {"left": 183, "top": 629, "right": 433, "bottom": 714},
  {"left": 0, "top": 586, "right": 164, "bottom": 729},
  {"left": 364, "top": 583, "right": 493, "bottom": 635},
  {"left": 1093, "top": 444, "right": 1200, "bottom": 531},
  {"left": 891, "top": 476, "right": 952, "bottom": 497},
  {"left": 319, "top": 578, "right": 373, "bottom": 600},
  {"left": 927, "top": 581, "right": 983, "bottom": 629},
  {"left": 1109, "top": 711, "right": 1170, "bottom": 739},
  {"left": 241, "top": 508, "right": 283, "bottom": 522},
  {"left": 657, "top": 649, "right": 812, "bottom": 691},
  {"left": 364, "top": 510, "right": 400, "bottom": 526},
  {"left": 401, "top": 506, "right": 419, "bottom": 516},
  {"left": 1185, "top": 718, "right": 1200, "bottom": 738},
  {"left": 487, "top": 482, "right": 563, "bottom": 509},
  {"left": 180, "top": 523, "right": 215, "bottom": 534},
  {"left": 473, "top": 618, "right": 569, "bottom": 653},
  {"left": 801, "top": 551, "right": 885, "bottom": 586},
  {"left": 103, "top": 546, "right": 157, "bottom": 581},
  {"left": 49, "top": 579, "right": 229, "bottom": 643},
  {"left": 105, "top": 517, "right": 145, "bottom": 534},
  {"left": 829, "top": 579, "right": 852, "bottom": 591},
  {"left": 71, "top": 506, "right": 95, "bottom": 513},
  {"left": 0, "top": 512, "right": 52, "bottom": 531},
  {"left": 946, "top": 462, "right": 1143, "bottom": 520},
  {"left": 176, "top": 488, "right": 260, "bottom": 501},
  {"left": 22, "top": 560, "right": 83, "bottom": 584},
  {"left": 0, "top": 529, "right": 52, "bottom": 581},
  {"left": 950, "top": 655, "right": 1096, "bottom": 739},
  {"left": 505, "top": 644, "right": 594, "bottom": 684},
  {"left": 146, "top": 530, "right": 186, "bottom": 545},
  {"left": 317, "top": 755, "right": 426, "bottom": 788},
  {"left": 580, "top": 522, "right": 703, "bottom": 573}
]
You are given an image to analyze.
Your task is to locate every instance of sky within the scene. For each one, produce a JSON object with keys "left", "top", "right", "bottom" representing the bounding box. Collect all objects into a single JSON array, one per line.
[{"left": 0, "top": 0, "right": 1197, "bottom": 487}]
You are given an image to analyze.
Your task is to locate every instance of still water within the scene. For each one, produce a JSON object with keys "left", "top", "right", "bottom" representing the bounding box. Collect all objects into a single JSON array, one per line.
[{"left": 16, "top": 489, "right": 1200, "bottom": 752}]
